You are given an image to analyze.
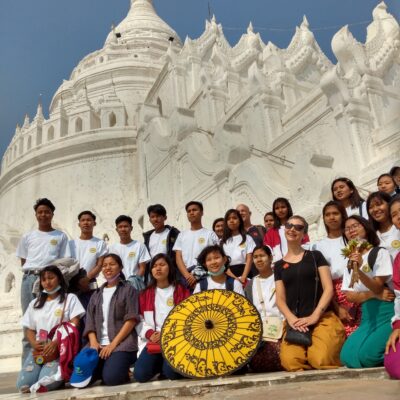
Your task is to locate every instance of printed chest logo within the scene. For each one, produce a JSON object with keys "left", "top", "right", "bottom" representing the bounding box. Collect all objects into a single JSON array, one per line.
[
  {"left": 89, "top": 247, "right": 96, "bottom": 254},
  {"left": 392, "top": 240, "right": 400, "bottom": 249},
  {"left": 361, "top": 263, "right": 371, "bottom": 273},
  {"left": 198, "top": 238, "right": 205, "bottom": 244},
  {"left": 128, "top": 251, "right": 136, "bottom": 258},
  {"left": 50, "top": 239, "right": 58, "bottom": 246},
  {"left": 54, "top": 308, "right": 63, "bottom": 317},
  {"left": 162, "top": 239, "right": 167, "bottom": 245},
  {"left": 167, "top": 297, "right": 174, "bottom": 307},
  {"left": 283, "top": 263, "right": 290, "bottom": 269}
]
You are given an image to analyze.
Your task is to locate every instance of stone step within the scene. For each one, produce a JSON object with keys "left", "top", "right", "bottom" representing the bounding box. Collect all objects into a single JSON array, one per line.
[{"left": 0, "top": 367, "right": 388, "bottom": 400}]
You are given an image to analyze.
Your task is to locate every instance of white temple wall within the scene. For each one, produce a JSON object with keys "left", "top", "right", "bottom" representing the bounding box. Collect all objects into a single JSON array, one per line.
[{"left": 0, "top": 151, "right": 137, "bottom": 243}]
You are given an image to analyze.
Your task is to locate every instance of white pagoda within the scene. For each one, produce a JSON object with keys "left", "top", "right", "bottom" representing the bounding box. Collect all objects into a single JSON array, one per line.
[{"left": 0, "top": 0, "right": 399, "bottom": 369}]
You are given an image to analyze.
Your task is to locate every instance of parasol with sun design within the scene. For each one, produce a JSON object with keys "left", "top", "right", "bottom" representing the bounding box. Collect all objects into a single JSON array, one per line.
[{"left": 161, "top": 289, "right": 262, "bottom": 378}]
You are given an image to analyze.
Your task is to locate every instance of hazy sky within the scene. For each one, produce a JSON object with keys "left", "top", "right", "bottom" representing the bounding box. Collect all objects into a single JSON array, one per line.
[{"left": 0, "top": 0, "right": 399, "bottom": 158}]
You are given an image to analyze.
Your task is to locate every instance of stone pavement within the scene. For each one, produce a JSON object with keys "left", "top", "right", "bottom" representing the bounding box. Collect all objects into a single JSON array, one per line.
[{"left": 0, "top": 367, "right": 397, "bottom": 399}]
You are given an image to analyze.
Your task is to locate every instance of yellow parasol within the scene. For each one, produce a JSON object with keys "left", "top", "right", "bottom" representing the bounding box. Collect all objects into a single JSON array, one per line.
[{"left": 161, "top": 289, "right": 262, "bottom": 378}]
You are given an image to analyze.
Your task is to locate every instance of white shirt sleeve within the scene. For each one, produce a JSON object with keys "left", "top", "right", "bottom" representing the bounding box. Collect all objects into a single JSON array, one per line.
[
  {"left": 60, "top": 233, "right": 70, "bottom": 258},
  {"left": 246, "top": 235, "right": 256, "bottom": 254},
  {"left": 138, "top": 243, "right": 151, "bottom": 263},
  {"left": 210, "top": 232, "right": 219, "bottom": 245},
  {"left": 374, "top": 248, "right": 393, "bottom": 277},
  {"left": 98, "top": 240, "right": 108, "bottom": 257},
  {"left": 21, "top": 300, "right": 36, "bottom": 330},
  {"left": 172, "top": 233, "right": 182, "bottom": 252},
  {"left": 66, "top": 294, "right": 86, "bottom": 320},
  {"left": 16, "top": 234, "right": 28, "bottom": 259}
]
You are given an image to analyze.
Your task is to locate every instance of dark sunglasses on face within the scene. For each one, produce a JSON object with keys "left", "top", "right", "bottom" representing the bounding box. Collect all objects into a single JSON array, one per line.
[{"left": 284, "top": 222, "right": 305, "bottom": 232}]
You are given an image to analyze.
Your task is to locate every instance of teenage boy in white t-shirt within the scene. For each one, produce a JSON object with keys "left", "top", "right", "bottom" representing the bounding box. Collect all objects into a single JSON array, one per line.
[
  {"left": 108, "top": 215, "right": 150, "bottom": 279},
  {"left": 143, "top": 204, "right": 180, "bottom": 283},
  {"left": 16, "top": 198, "right": 69, "bottom": 364},
  {"left": 69, "top": 211, "right": 108, "bottom": 279},
  {"left": 173, "top": 201, "right": 219, "bottom": 288},
  {"left": 16, "top": 198, "right": 69, "bottom": 313},
  {"left": 69, "top": 211, "right": 108, "bottom": 318}
]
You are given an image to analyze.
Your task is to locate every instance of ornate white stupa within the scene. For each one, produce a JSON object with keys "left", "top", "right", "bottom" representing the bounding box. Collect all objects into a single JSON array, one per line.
[{"left": 0, "top": 0, "right": 399, "bottom": 369}]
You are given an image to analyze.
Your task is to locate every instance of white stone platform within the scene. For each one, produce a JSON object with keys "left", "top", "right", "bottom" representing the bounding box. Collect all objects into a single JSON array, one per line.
[{"left": 0, "top": 367, "right": 388, "bottom": 399}]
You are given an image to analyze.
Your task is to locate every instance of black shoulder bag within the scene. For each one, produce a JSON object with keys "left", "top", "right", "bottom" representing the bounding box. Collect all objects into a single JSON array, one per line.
[{"left": 285, "top": 251, "right": 319, "bottom": 347}]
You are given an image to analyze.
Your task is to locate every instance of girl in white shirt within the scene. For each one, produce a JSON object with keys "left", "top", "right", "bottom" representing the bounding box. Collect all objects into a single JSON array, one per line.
[
  {"left": 134, "top": 254, "right": 190, "bottom": 382},
  {"left": 245, "top": 245, "right": 283, "bottom": 372},
  {"left": 377, "top": 174, "right": 397, "bottom": 198},
  {"left": 193, "top": 245, "right": 245, "bottom": 295},
  {"left": 313, "top": 201, "right": 361, "bottom": 337},
  {"left": 384, "top": 195, "right": 400, "bottom": 379},
  {"left": 367, "top": 191, "right": 400, "bottom": 260},
  {"left": 222, "top": 209, "right": 256, "bottom": 284},
  {"left": 331, "top": 177, "right": 368, "bottom": 219},
  {"left": 340, "top": 215, "right": 395, "bottom": 368},
  {"left": 17, "top": 266, "right": 85, "bottom": 393}
]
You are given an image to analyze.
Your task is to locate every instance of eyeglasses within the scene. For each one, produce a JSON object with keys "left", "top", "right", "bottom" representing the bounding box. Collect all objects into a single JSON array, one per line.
[
  {"left": 344, "top": 223, "right": 362, "bottom": 232},
  {"left": 284, "top": 222, "right": 305, "bottom": 232}
]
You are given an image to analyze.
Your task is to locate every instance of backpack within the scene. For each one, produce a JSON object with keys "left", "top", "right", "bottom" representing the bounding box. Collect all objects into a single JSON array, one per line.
[
  {"left": 199, "top": 276, "right": 235, "bottom": 291},
  {"left": 367, "top": 247, "right": 384, "bottom": 270}
]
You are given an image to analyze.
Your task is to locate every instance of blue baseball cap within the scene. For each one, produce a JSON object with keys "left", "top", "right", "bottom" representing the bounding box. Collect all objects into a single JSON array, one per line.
[{"left": 70, "top": 348, "right": 99, "bottom": 388}]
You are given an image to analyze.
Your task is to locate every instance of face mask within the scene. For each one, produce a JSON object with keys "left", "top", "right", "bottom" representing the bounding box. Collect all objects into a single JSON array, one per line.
[
  {"left": 106, "top": 273, "right": 120, "bottom": 284},
  {"left": 208, "top": 265, "right": 226, "bottom": 277},
  {"left": 42, "top": 285, "right": 61, "bottom": 295}
]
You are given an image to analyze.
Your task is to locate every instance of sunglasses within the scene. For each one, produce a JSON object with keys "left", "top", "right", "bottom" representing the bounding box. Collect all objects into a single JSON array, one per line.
[{"left": 284, "top": 222, "right": 305, "bottom": 232}]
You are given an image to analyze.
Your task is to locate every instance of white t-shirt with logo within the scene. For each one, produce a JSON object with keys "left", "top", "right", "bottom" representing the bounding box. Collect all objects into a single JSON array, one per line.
[
  {"left": 223, "top": 234, "right": 256, "bottom": 266},
  {"left": 155, "top": 285, "right": 175, "bottom": 331},
  {"left": 377, "top": 225, "right": 400, "bottom": 261},
  {"left": 173, "top": 228, "right": 219, "bottom": 268},
  {"left": 312, "top": 237, "right": 347, "bottom": 280},
  {"left": 251, "top": 275, "right": 283, "bottom": 320},
  {"left": 193, "top": 277, "right": 245, "bottom": 295},
  {"left": 149, "top": 228, "right": 170, "bottom": 257},
  {"left": 69, "top": 237, "right": 108, "bottom": 273},
  {"left": 16, "top": 230, "right": 70, "bottom": 271},
  {"left": 100, "top": 286, "right": 117, "bottom": 345},
  {"left": 22, "top": 293, "right": 85, "bottom": 340},
  {"left": 341, "top": 247, "right": 393, "bottom": 292},
  {"left": 108, "top": 241, "right": 151, "bottom": 277}
]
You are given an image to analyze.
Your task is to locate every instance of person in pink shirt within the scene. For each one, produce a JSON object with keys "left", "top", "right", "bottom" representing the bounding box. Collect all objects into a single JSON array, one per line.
[{"left": 384, "top": 196, "right": 400, "bottom": 378}]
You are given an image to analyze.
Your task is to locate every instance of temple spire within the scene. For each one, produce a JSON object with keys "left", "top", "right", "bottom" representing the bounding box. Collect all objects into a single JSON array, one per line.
[
  {"left": 34, "top": 102, "right": 44, "bottom": 122},
  {"left": 23, "top": 114, "right": 30, "bottom": 129}
]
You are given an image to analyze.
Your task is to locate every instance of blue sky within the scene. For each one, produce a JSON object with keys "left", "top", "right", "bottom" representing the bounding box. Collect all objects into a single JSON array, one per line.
[{"left": 0, "top": 0, "right": 399, "bottom": 158}]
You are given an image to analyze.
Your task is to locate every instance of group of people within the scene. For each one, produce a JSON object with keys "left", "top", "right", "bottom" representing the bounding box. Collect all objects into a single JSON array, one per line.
[{"left": 15, "top": 165, "right": 400, "bottom": 392}]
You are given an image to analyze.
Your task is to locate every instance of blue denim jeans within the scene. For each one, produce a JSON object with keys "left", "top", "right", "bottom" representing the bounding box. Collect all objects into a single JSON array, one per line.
[
  {"left": 21, "top": 273, "right": 37, "bottom": 313},
  {"left": 21, "top": 274, "right": 38, "bottom": 365},
  {"left": 16, "top": 351, "right": 63, "bottom": 392},
  {"left": 134, "top": 347, "right": 182, "bottom": 382}
]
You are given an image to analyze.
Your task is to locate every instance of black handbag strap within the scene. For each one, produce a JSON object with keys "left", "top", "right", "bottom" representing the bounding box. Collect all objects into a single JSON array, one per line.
[
  {"left": 294, "top": 251, "right": 319, "bottom": 317},
  {"left": 310, "top": 251, "right": 320, "bottom": 311}
]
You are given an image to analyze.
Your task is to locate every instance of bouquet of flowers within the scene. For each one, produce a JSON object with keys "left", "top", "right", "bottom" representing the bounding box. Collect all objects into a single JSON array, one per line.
[{"left": 341, "top": 239, "right": 373, "bottom": 288}]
